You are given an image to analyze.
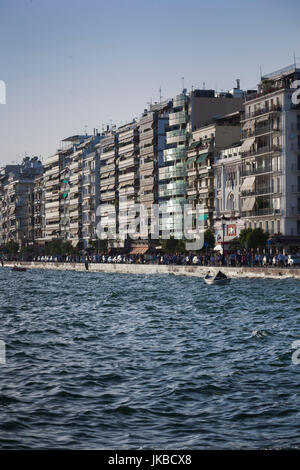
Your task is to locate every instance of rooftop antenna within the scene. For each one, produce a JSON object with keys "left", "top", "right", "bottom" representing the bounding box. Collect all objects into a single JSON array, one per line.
[
  {"left": 159, "top": 86, "right": 162, "bottom": 103},
  {"left": 181, "top": 77, "right": 184, "bottom": 92},
  {"left": 203, "top": 81, "right": 206, "bottom": 90},
  {"left": 84, "top": 125, "right": 88, "bottom": 135}
]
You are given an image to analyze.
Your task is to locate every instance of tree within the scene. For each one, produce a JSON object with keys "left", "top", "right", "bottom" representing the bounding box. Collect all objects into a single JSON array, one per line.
[
  {"left": 248, "top": 228, "right": 269, "bottom": 249},
  {"left": 45, "top": 240, "right": 62, "bottom": 256},
  {"left": 61, "top": 241, "right": 74, "bottom": 255},
  {"left": 160, "top": 236, "right": 180, "bottom": 254},
  {"left": 238, "top": 228, "right": 252, "bottom": 249},
  {"left": 5, "top": 240, "right": 19, "bottom": 254},
  {"left": 238, "top": 228, "right": 269, "bottom": 250},
  {"left": 203, "top": 229, "right": 215, "bottom": 250}
]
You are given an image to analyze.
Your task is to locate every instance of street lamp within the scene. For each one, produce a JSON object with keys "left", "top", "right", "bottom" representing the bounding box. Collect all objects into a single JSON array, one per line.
[{"left": 222, "top": 215, "right": 226, "bottom": 265}]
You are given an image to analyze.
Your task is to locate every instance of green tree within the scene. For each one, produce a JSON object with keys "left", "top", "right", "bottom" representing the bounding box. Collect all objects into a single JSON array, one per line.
[
  {"left": 5, "top": 240, "right": 19, "bottom": 254},
  {"left": 45, "top": 240, "right": 62, "bottom": 256},
  {"left": 203, "top": 229, "right": 215, "bottom": 250},
  {"left": 238, "top": 228, "right": 269, "bottom": 250},
  {"left": 160, "top": 236, "right": 179, "bottom": 254},
  {"left": 238, "top": 228, "right": 252, "bottom": 249}
]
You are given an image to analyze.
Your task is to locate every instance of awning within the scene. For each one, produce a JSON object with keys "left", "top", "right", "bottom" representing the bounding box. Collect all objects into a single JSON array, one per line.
[
  {"left": 240, "top": 176, "right": 256, "bottom": 191},
  {"left": 240, "top": 137, "right": 255, "bottom": 153},
  {"left": 256, "top": 115, "right": 269, "bottom": 123},
  {"left": 197, "top": 152, "right": 209, "bottom": 164},
  {"left": 242, "top": 119, "right": 255, "bottom": 130},
  {"left": 129, "top": 246, "right": 148, "bottom": 255},
  {"left": 189, "top": 141, "right": 201, "bottom": 149},
  {"left": 186, "top": 156, "right": 197, "bottom": 165},
  {"left": 242, "top": 197, "right": 256, "bottom": 211}
]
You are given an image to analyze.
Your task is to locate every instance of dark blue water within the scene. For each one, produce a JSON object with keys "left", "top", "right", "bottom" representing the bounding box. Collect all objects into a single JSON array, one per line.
[{"left": 0, "top": 267, "right": 300, "bottom": 449}]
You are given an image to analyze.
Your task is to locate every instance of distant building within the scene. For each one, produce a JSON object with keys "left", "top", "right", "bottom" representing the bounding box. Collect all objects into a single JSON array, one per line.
[{"left": 0, "top": 157, "right": 43, "bottom": 247}]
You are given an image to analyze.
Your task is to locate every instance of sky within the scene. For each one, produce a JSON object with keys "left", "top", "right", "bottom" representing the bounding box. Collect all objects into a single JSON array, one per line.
[{"left": 0, "top": 0, "right": 299, "bottom": 165}]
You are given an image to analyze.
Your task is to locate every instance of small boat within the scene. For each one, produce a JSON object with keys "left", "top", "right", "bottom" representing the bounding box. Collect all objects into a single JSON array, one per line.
[
  {"left": 204, "top": 270, "right": 231, "bottom": 285},
  {"left": 12, "top": 265, "right": 27, "bottom": 272}
]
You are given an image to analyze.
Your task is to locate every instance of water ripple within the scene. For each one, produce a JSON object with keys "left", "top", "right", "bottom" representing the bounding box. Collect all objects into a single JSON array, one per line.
[{"left": 0, "top": 268, "right": 300, "bottom": 449}]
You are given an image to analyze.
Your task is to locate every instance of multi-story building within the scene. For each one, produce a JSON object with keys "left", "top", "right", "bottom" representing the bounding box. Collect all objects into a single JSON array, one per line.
[
  {"left": 0, "top": 157, "right": 43, "bottom": 247},
  {"left": 159, "top": 88, "right": 243, "bottom": 238},
  {"left": 97, "top": 130, "right": 118, "bottom": 246},
  {"left": 117, "top": 122, "right": 139, "bottom": 242},
  {"left": 44, "top": 134, "right": 99, "bottom": 247},
  {"left": 33, "top": 173, "right": 45, "bottom": 243},
  {"left": 185, "top": 112, "right": 242, "bottom": 240},
  {"left": 213, "top": 143, "right": 244, "bottom": 250},
  {"left": 240, "top": 64, "right": 300, "bottom": 246},
  {"left": 136, "top": 101, "right": 171, "bottom": 249},
  {"left": 82, "top": 139, "right": 101, "bottom": 248}
]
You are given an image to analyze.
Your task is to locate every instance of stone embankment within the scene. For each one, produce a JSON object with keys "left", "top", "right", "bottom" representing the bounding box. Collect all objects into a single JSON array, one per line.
[{"left": 3, "top": 261, "right": 300, "bottom": 279}]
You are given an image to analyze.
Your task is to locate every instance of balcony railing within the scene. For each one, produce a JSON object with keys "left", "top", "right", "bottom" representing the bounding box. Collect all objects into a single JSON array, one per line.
[
  {"left": 242, "top": 105, "right": 282, "bottom": 121},
  {"left": 242, "top": 126, "right": 281, "bottom": 139},
  {"left": 242, "top": 208, "right": 281, "bottom": 217},
  {"left": 241, "top": 145, "right": 281, "bottom": 159}
]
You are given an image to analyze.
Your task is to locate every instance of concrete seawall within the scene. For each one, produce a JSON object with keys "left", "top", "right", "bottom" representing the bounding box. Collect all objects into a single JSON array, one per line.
[{"left": 3, "top": 261, "right": 300, "bottom": 279}]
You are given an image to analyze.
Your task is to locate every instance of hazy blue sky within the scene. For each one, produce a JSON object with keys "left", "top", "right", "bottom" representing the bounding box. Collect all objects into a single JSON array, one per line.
[{"left": 0, "top": 0, "right": 299, "bottom": 164}]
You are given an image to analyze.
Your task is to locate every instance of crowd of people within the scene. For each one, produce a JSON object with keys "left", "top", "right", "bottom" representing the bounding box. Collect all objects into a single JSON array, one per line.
[{"left": 2, "top": 250, "right": 300, "bottom": 268}]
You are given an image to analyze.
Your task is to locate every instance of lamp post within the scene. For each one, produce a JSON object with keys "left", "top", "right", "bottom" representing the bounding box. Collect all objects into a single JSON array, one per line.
[{"left": 222, "top": 215, "right": 226, "bottom": 265}]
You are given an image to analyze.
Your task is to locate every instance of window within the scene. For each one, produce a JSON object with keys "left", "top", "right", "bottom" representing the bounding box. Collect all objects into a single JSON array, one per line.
[
  {"left": 271, "top": 221, "right": 274, "bottom": 233},
  {"left": 265, "top": 221, "right": 269, "bottom": 231},
  {"left": 277, "top": 220, "right": 280, "bottom": 233}
]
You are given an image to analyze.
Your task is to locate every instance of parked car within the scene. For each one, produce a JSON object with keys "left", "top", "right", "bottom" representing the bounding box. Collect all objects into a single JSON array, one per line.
[{"left": 287, "top": 255, "right": 300, "bottom": 267}]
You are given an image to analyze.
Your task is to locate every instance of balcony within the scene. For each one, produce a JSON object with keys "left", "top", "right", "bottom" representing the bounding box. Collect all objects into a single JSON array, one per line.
[
  {"left": 118, "top": 157, "right": 135, "bottom": 170},
  {"left": 241, "top": 165, "right": 281, "bottom": 177},
  {"left": 163, "top": 147, "right": 186, "bottom": 162},
  {"left": 242, "top": 105, "right": 282, "bottom": 121},
  {"left": 159, "top": 166, "right": 186, "bottom": 180},
  {"left": 140, "top": 161, "right": 154, "bottom": 172},
  {"left": 241, "top": 145, "right": 281, "bottom": 159},
  {"left": 140, "top": 193, "right": 154, "bottom": 203},
  {"left": 118, "top": 172, "right": 135, "bottom": 183},
  {"left": 241, "top": 208, "right": 281, "bottom": 217}
]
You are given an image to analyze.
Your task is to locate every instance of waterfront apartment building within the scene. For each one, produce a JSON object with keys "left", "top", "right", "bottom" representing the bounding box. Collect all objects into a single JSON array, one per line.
[
  {"left": 44, "top": 134, "right": 100, "bottom": 247},
  {"left": 185, "top": 111, "right": 242, "bottom": 241},
  {"left": 97, "top": 130, "right": 118, "bottom": 246},
  {"left": 0, "top": 157, "right": 43, "bottom": 247},
  {"left": 33, "top": 173, "right": 45, "bottom": 243},
  {"left": 81, "top": 139, "right": 101, "bottom": 248},
  {"left": 240, "top": 64, "right": 300, "bottom": 243},
  {"left": 213, "top": 143, "right": 244, "bottom": 250},
  {"left": 159, "top": 88, "right": 244, "bottom": 238},
  {"left": 117, "top": 122, "right": 139, "bottom": 243}
]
